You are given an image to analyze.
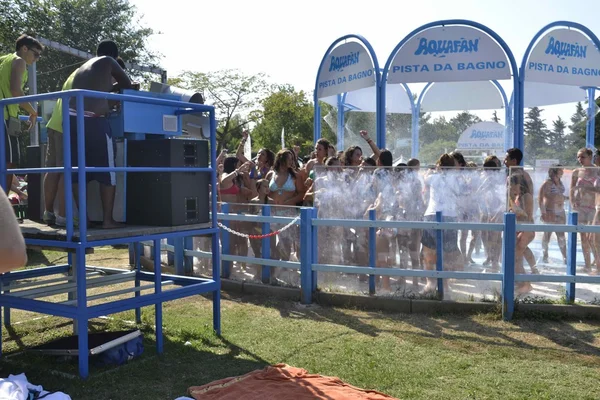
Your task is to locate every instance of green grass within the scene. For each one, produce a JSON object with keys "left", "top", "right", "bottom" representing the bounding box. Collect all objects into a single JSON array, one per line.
[
  {"left": 3, "top": 249, "right": 600, "bottom": 399},
  {"left": 1, "top": 293, "right": 600, "bottom": 399}
]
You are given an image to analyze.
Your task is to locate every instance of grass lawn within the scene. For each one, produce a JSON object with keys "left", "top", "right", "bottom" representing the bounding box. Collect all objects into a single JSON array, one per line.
[{"left": 1, "top": 249, "right": 600, "bottom": 399}]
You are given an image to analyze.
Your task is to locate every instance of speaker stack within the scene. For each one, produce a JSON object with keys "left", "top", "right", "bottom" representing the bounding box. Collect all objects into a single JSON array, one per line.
[{"left": 126, "top": 138, "right": 210, "bottom": 226}]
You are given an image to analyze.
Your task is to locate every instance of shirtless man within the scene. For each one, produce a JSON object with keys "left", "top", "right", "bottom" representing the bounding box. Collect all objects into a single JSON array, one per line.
[{"left": 68, "top": 40, "right": 132, "bottom": 228}]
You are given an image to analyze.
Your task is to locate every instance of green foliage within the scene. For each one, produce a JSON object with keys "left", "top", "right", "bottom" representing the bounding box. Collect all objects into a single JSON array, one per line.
[
  {"left": 251, "top": 84, "right": 314, "bottom": 156},
  {"left": 177, "top": 69, "right": 270, "bottom": 152},
  {"left": 0, "top": 0, "right": 159, "bottom": 93},
  {"left": 524, "top": 107, "right": 549, "bottom": 164},
  {"left": 418, "top": 139, "right": 458, "bottom": 165},
  {"left": 569, "top": 101, "right": 587, "bottom": 150}
]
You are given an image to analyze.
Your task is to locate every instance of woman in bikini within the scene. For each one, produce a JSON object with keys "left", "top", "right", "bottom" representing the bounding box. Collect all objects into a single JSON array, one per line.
[
  {"left": 539, "top": 165, "right": 567, "bottom": 264},
  {"left": 266, "top": 149, "right": 306, "bottom": 261},
  {"left": 509, "top": 174, "right": 535, "bottom": 294},
  {"left": 220, "top": 157, "right": 255, "bottom": 270},
  {"left": 570, "top": 148, "right": 599, "bottom": 272}
]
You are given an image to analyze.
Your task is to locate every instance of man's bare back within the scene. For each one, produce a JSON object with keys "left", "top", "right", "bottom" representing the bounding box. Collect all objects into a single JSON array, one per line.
[{"left": 70, "top": 56, "right": 131, "bottom": 115}]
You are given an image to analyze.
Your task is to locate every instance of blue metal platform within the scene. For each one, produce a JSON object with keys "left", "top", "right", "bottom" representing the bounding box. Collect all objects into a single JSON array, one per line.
[{"left": 0, "top": 89, "right": 221, "bottom": 378}]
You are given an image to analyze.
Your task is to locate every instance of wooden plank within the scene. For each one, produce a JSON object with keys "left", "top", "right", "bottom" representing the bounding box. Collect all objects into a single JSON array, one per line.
[{"left": 20, "top": 219, "right": 212, "bottom": 242}]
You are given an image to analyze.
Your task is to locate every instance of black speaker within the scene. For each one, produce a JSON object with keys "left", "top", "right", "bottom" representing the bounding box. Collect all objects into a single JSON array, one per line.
[
  {"left": 126, "top": 138, "right": 210, "bottom": 226},
  {"left": 26, "top": 145, "right": 41, "bottom": 221}
]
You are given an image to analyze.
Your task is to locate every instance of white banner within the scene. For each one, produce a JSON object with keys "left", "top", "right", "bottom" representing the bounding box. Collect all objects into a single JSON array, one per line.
[
  {"left": 526, "top": 28, "right": 600, "bottom": 87},
  {"left": 387, "top": 26, "right": 511, "bottom": 84},
  {"left": 316, "top": 41, "right": 377, "bottom": 99},
  {"left": 456, "top": 121, "right": 505, "bottom": 150}
]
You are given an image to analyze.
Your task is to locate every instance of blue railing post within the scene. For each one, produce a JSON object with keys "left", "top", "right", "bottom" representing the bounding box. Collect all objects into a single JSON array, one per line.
[
  {"left": 566, "top": 211, "right": 578, "bottom": 303},
  {"left": 261, "top": 205, "right": 271, "bottom": 284},
  {"left": 134, "top": 241, "right": 142, "bottom": 324},
  {"left": 368, "top": 209, "right": 377, "bottom": 295},
  {"left": 300, "top": 208, "right": 313, "bottom": 304},
  {"left": 311, "top": 207, "right": 319, "bottom": 292},
  {"left": 153, "top": 239, "right": 163, "bottom": 354},
  {"left": 502, "top": 212, "right": 516, "bottom": 320},
  {"left": 221, "top": 203, "right": 231, "bottom": 278},
  {"left": 0, "top": 107, "right": 6, "bottom": 192},
  {"left": 183, "top": 236, "right": 194, "bottom": 275},
  {"left": 435, "top": 211, "right": 444, "bottom": 298}
]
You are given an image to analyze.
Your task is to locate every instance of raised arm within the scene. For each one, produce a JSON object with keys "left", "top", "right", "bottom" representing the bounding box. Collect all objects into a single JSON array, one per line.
[
  {"left": 108, "top": 57, "right": 132, "bottom": 91},
  {"left": 359, "top": 130, "right": 380, "bottom": 160},
  {"left": 236, "top": 130, "right": 250, "bottom": 164}
]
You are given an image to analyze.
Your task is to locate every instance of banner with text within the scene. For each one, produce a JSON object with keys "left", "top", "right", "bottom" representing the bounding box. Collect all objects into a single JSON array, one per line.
[
  {"left": 387, "top": 26, "right": 511, "bottom": 84},
  {"left": 317, "top": 41, "right": 377, "bottom": 99},
  {"left": 456, "top": 121, "right": 505, "bottom": 150},
  {"left": 526, "top": 28, "right": 600, "bottom": 87}
]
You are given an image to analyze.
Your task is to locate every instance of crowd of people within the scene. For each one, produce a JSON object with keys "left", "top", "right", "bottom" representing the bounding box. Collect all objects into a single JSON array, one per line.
[
  {"left": 3, "top": 34, "right": 600, "bottom": 293},
  {"left": 213, "top": 127, "right": 600, "bottom": 295}
]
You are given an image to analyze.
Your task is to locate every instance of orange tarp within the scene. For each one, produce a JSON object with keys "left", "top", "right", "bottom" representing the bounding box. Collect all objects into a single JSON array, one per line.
[{"left": 188, "top": 364, "right": 398, "bottom": 400}]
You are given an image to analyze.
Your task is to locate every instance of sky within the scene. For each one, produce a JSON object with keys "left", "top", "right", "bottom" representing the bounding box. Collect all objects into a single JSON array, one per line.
[{"left": 128, "top": 0, "right": 600, "bottom": 128}]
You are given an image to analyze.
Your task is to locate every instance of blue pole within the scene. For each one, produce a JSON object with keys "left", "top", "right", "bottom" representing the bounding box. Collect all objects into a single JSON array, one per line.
[
  {"left": 586, "top": 88, "right": 596, "bottom": 149},
  {"left": 369, "top": 209, "right": 376, "bottom": 295},
  {"left": 314, "top": 101, "right": 321, "bottom": 143},
  {"left": 210, "top": 108, "right": 221, "bottom": 336},
  {"left": 435, "top": 211, "right": 444, "bottom": 298},
  {"left": 62, "top": 96, "right": 73, "bottom": 240},
  {"left": 311, "top": 207, "right": 319, "bottom": 292},
  {"left": 566, "top": 211, "right": 578, "bottom": 303},
  {"left": 300, "top": 208, "right": 312, "bottom": 304},
  {"left": 75, "top": 94, "right": 87, "bottom": 240},
  {"left": 153, "top": 238, "right": 163, "bottom": 354},
  {"left": 135, "top": 241, "right": 142, "bottom": 324},
  {"left": 502, "top": 212, "right": 516, "bottom": 320},
  {"left": 0, "top": 107, "right": 5, "bottom": 192},
  {"left": 505, "top": 93, "right": 514, "bottom": 152},
  {"left": 221, "top": 203, "right": 231, "bottom": 279},
  {"left": 75, "top": 246, "right": 89, "bottom": 378},
  {"left": 261, "top": 205, "right": 271, "bottom": 284},
  {"left": 337, "top": 94, "right": 345, "bottom": 151}
]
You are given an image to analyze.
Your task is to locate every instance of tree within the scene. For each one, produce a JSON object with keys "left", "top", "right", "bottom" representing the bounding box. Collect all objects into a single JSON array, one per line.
[
  {"left": 568, "top": 102, "right": 586, "bottom": 150},
  {"left": 548, "top": 116, "right": 567, "bottom": 152},
  {"left": 177, "top": 69, "right": 270, "bottom": 152},
  {"left": 449, "top": 111, "right": 482, "bottom": 135},
  {"left": 418, "top": 139, "right": 457, "bottom": 165},
  {"left": 523, "top": 107, "right": 549, "bottom": 164},
  {"left": 0, "top": 0, "right": 159, "bottom": 93},
  {"left": 252, "top": 85, "right": 315, "bottom": 155}
]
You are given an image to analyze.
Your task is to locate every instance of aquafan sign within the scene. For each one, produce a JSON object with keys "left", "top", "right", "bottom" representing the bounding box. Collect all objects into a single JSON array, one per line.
[
  {"left": 387, "top": 25, "right": 511, "bottom": 84},
  {"left": 317, "top": 41, "right": 377, "bottom": 99},
  {"left": 526, "top": 28, "right": 600, "bottom": 86}
]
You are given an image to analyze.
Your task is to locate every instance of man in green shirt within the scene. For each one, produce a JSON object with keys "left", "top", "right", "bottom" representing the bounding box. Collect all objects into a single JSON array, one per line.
[{"left": 0, "top": 34, "right": 43, "bottom": 193}]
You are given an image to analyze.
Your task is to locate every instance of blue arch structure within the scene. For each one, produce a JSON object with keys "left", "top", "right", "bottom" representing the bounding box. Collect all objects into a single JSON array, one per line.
[
  {"left": 518, "top": 21, "right": 600, "bottom": 152},
  {"left": 313, "top": 35, "right": 382, "bottom": 147},
  {"left": 380, "top": 19, "right": 521, "bottom": 156}
]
